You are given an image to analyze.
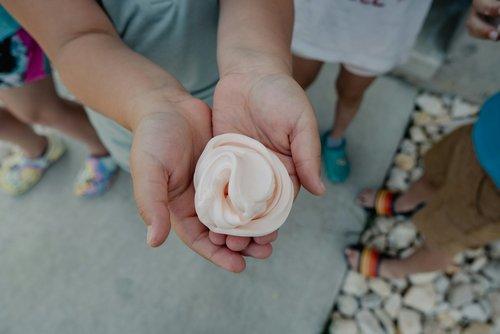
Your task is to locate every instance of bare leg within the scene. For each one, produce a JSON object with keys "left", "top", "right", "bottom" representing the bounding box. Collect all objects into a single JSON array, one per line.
[
  {"left": 358, "top": 173, "right": 438, "bottom": 213},
  {"left": 0, "top": 77, "right": 108, "bottom": 156},
  {"left": 0, "top": 108, "right": 47, "bottom": 158},
  {"left": 381, "top": 243, "right": 454, "bottom": 278},
  {"left": 346, "top": 241, "right": 454, "bottom": 279},
  {"left": 292, "top": 55, "right": 324, "bottom": 89},
  {"left": 331, "top": 65, "right": 376, "bottom": 140}
]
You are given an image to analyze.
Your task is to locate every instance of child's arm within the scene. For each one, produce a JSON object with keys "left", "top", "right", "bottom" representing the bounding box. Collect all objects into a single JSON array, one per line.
[
  {"left": 1, "top": 0, "right": 255, "bottom": 273},
  {"left": 1, "top": 0, "right": 187, "bottom": 130},
  {"left": 217, "top": 0, "right": 293, "bottom": 77},
  {"left": 215, "top": 0, "right": 325, "bottom": 196}
]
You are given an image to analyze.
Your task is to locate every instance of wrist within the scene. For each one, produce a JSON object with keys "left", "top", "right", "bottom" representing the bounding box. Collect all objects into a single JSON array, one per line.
[
  {"left": 125, "top": 86, "right": 193, "bottom": 132},
  {"left": 219, "top": 49, "right": 292, "bottom": 78}
]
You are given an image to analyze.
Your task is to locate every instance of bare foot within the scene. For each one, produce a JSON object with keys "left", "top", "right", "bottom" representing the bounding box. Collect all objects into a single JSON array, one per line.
[
  {"left": 357, "top": 183, "right": 432, "bottom": 215},
  {"left": 24, "top": 135, "right": 48, "bottom": 159},
  {"left": 344, "top": 247, "right": 403, "bottom": 279}
]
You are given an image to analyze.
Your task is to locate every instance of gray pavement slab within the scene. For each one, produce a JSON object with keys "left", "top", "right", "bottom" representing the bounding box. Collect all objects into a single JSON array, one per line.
[{"left": 0, "top": 64, "right": 416, "bottom": 334}]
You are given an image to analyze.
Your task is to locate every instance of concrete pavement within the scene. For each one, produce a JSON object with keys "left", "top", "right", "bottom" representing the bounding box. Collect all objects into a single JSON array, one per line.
[{"left": 0, "top": 65, "right": 416, "bottom": 334}]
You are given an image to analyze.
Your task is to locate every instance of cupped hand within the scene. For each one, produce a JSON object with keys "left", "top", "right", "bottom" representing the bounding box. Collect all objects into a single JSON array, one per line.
[
  {"left": 467, "top": 0, "right": 500, "bottom": 40},
  {"left": 213, "top": 70, "right": 325, "bottom": 196},
  {"left": 211, "top": 69, "right": 325, "bottom": 256},
  {"left": 129, "top": 95, "right": 273, "bottom": 272}
]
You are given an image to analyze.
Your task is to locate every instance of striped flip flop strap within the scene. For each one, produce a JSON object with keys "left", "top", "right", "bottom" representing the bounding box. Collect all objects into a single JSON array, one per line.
[
  {"left": 359, "top": 247, "right": 381, "bottom": 278},
  {"left": 374, "top": 190, "right": 395, "bottom": 216}
]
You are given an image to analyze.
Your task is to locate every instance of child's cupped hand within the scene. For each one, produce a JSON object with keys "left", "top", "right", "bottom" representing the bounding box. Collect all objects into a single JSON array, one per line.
[
  {"left": 129, "top": 94, "right": 273, "bottom": 273},
  {"left": 213, "top": 68, "right": 325, "bottom": 199}
]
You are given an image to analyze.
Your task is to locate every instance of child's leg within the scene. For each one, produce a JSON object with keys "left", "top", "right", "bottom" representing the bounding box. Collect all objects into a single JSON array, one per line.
[
  {"left": 0, "top": 77, "right": 108, "bottom": 156},
  {"left": 0, "top": 108, "right": 47, "bottom": 158},
  {"left": 358, "top": 173, "right": 437, "bottom": 213},
  {"left": 330, "top": 65, "right": 376, "bottom": 140},
  {"left": 380, "top": 243, "right": 454, "bottom": 278},
  {"left": 292, "top": 55, "right": 324, "bottom": 89},
  {"left": 346, "top": 241, "right": 454, "bottom": 279}
]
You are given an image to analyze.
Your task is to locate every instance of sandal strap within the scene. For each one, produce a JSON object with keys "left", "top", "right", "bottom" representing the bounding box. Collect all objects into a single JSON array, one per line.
[
  {"left": 359, "top": 247, "right": 381, "bottom": 278},
  {"left": 375, "top": 190, "right": 395, "bottom": 216}
]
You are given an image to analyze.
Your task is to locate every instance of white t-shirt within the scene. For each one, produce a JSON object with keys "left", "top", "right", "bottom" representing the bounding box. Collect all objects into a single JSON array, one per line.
[{"left": 292, "top": 0, "right": 433, "bottom": 74}]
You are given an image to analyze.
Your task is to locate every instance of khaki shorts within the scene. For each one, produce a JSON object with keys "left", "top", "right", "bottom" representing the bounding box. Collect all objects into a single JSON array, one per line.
[{"left": 414, "top": 125, "right": 500, "bottom": 255}]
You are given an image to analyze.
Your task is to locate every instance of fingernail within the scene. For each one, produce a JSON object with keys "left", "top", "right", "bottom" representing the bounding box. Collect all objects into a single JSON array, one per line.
[
  {"left": 489, "top": 30, "right": 499, "bottom": 40},
  {"left": 146, "top": 225, "right": 153, "bottom": 246}
]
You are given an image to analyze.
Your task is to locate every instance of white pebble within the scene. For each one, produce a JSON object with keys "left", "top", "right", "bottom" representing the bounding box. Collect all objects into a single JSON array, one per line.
[
  {"left": 462, "top": 322, "right": 494, "bottom": 334},
  {"left": 342, "top": 271, "right": 369, "bottom": 297},
  {"left": 384, "top": 294, "right": 402, "bottom": 319},
  {"left": 409, "top": 271, "right": 439, "bottom": 285},
  {"left": 400, "top": 139, "right": 417, "bottom": 156},
  {"left": 437, "top": 309, "right": 462, "bottom": 329},
  {"left": 361, "top": 293, "right": 383, "bottom": 309},
  {"left": 415, "top": 93, "right": 447, "bottom": 116},
  {"left": 369, "top": 278, "right": 392, "bottom": 298},
  {"left": 482, "top": 261, "right": 500, "bottom": 287},
  {"left": 448, "top": 283, "right": 475, "bottom": 308},
  {"left": 451, "top": 97, "right": 479, "bottom": 118},
  {"left": 397, "top": 308, "right": 421, "bottom": 334},
  {"left": 434, "top": 275, "right": 451, "bottom": 295},
  {"left": 374, "top": 217, "right": 396, "bottom": 234},
  {"left": 412, "top": 111, "right": 433, "bottom": 126},
  {"left": 337, "top": 294, "right": 359, "bottom": 317},
  {"left": 409, "top": 126, "right": 427, "bottom": 143},
  {"left": 488, "top": 240, "right": 500, "bottom": 259},
  {"left": 489, "top": 291, "right": 500, "bottom": 319},
  {"left": 462, "top": 303, "right": 489, "bottom": 322},
  {"left": 387, "top": 168, "right": 409, "bottom": 192},
  {"left": 388, "top": 223, "right": 417, "bottom": 250},
  {"left": 373, "top": 308, "right": 395, "bottom": 334},
  {"left": 355, "top": 309, "right": 385, "bottom": 334},
  {"left": 403, "top": 284, "right": 439, "bottom": 314},
  {"left": 330, "top": 318, "right": 359, "bottom": 334},
  {"left": 394, "top": 153, "right": 416, "bottom": 172}
]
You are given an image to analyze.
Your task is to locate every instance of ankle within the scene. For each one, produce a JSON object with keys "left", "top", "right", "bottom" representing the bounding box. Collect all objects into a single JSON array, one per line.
[
  {"left": 88, "top": 145, "right": 109, "bottom": 158},
  {"left": 379, "top": 261, "right": 405, "bottom": 279},
  {"left": 326, "top": 134, "right": 345, "bottom": 148},
  {"left": 24, "top": 136, "right": 48, "bottom": 159}
]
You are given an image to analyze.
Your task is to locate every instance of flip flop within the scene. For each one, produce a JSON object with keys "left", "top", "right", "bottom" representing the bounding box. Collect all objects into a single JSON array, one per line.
[
  {"left": 361, "top": 189, "right": 425, "bottom": 218},
  {"left": 345, "top": 244, "right": 388, "bottom": 278}
]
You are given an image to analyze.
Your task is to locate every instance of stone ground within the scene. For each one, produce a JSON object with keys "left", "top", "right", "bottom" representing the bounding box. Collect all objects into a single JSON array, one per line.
[
  {"left": 329, "top": 92, "right": 500, "bottom": 334},
  {"left": 0, "top": 65, "right": 416, "bottom": 334}
]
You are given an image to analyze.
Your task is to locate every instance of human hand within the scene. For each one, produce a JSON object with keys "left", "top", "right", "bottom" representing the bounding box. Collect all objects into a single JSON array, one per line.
[
  {"left": 129, "top": 92, "right": 273, "bottom": 272},
  {"left": 211, "top": 66, "right": 325, "bottom": 255},
  {"left": 467, "top": 0, "right": 500, "bottom": 41},
  {"left": 213, "top": 69, "right": 325, "bottom": 195}
]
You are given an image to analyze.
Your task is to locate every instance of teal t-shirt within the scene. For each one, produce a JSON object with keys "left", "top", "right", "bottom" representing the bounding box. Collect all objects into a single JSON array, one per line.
[
  {"left": 84, "top": 0, "right": 219, "bottom": 170},
  {"left": 0, "top": 6, "right": 20, "bottom": 41},
  {"left": 473, "top": 92, "right": 500, "bottom": 189}
]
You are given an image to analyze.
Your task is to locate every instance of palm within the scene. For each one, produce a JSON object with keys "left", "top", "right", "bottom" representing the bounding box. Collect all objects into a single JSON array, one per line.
[
  {"left": 130, "top": 98, "right": 274, "bottom": 272},
  {"left": 213, "top": 72, "right": 324, "bottom": 195}
]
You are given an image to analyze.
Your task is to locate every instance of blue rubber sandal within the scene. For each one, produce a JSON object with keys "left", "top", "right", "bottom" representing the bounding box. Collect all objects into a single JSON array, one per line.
[{"left": 321, "top": 132, "right": 350, "bottom": 183}]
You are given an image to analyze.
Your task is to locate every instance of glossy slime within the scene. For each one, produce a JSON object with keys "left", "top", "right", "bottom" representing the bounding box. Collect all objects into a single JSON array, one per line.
[{"left": 194, "top": 134, "right": 294, "bottom": 237}]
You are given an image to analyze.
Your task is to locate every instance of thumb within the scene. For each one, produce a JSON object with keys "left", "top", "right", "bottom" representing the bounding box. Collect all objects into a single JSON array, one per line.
[
  {"left": 290, "top": 113, "right": 325, "bottom": 196},
  {"left": 130, "top": 149, "right": 171, "bottom": 247}
]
